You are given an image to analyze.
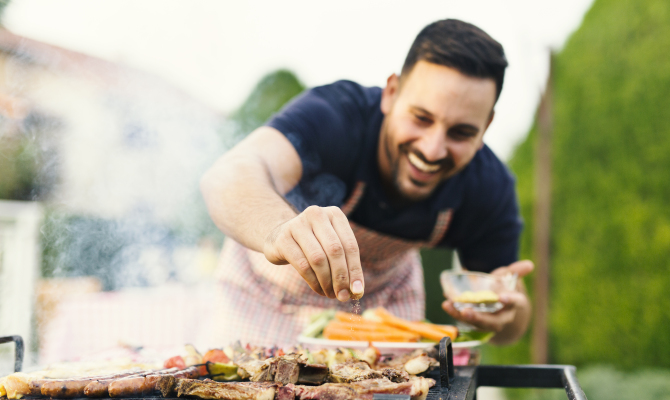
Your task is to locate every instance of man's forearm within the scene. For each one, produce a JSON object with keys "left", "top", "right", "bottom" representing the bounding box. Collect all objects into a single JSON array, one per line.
[{"left": 200, "top": 152, "right": 298, "bottom": 253}]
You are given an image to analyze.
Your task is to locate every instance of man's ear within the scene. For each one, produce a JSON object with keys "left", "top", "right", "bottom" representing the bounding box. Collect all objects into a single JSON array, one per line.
[
  {"left": 479, "top": 110, "right": 495, "bottom": 150},
  {"left": 380, "top": 73, "right": 399, "bottom": 115}
]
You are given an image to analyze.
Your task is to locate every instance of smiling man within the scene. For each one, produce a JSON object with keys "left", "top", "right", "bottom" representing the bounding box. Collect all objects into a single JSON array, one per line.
[{"left": 201, "top": 19, "right": 533, "bottom": 347}]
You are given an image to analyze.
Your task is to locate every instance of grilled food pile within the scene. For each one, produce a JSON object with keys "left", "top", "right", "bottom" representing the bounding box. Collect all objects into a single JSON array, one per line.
[{"left": 0, "top": 343, "right": 438, "bottom": 400}]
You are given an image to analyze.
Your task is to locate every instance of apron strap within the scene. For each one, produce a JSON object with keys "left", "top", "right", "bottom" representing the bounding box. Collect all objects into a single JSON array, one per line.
[
  {"left": 340, "top": 181, "right": 366, "bottom": 216},
  {"left": 340, "top": 180, "right": 452, "bottom": 248},
  {"left": 426, "top": 209, "right": 453, "bottom": 248}
]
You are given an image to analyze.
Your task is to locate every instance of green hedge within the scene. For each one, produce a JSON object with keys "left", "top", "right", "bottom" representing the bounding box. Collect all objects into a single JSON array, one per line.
[{"left": 503, "top": 0, "right": 670, "bottom": 368}]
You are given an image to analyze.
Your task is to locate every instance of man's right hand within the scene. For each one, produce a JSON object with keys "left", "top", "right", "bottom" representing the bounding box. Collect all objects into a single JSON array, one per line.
[{"left": 263, "top": 205, "right": 365, "bottom": 302}]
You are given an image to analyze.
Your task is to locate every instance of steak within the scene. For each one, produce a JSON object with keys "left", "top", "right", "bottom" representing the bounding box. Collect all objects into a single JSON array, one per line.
[
  {"left": 292, "top": 377, "right": 435, "bottom": 400},
  {"left": 275, "top": 356, "right": 300, "bottom": 385},
  {"left": 174, "top": 378, "right": 278, "bottom": 400},
  {"left": 329, "top": 361, "right": 384, "bottom": 383},
  {"left": 296, "top": 363, "right": 329, "bottom": 385}
]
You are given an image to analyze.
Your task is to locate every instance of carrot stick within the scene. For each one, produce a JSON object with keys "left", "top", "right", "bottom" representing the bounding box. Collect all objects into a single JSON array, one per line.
[
  {"left": 373, "top": 308, "right": 449, "bottom": 342},
  {"left": 323, "top": 326, "right": 420, "bottom": 342},
  {"left": 417, "top": 322, "right": 459, "bottom": 340},
  {"left": 326, "top": 320, "right": 416, "bottom": 334},
  {"left": 334, "top": 311, "right": 367, "bottom": 322}
]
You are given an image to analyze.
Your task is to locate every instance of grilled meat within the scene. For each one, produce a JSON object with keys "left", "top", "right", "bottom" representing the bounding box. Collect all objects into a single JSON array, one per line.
[
  {"left": 292, "top": 377, "right": 434, "bottom": 400},
  {"left": 295, "top": 363, "right": 329, "bottom": 385},
  {"left": 174, "top": 378, "right": 278, "bottom": 400},
  {"left": 329, "top": 361, "right": 384, "bottom": 383},
  {"left": 377, "top": 350, "right": 438, "bottom": 376},
  {"left": 39, "top": 371, "right": 145, "bottom": 398},
  {"left": 380, "top": 368, "right": 410, "bottom": 383},
  {"left": 276, "top": 384, "right": 296, "bottom": 400},
  {"left": 108, "top": 367, "right": 199, "bottom": 398},
  {"left": 84, "top": 369, "right": 164, "bottom": 398},
  {"left": 274, "top": 356, "right": 300, "bottom": 385}
]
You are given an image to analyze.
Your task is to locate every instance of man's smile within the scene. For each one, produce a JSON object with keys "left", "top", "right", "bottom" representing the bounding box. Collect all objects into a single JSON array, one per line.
[{"left": 407, "top": 152, "right": 441, "bottom": 173}]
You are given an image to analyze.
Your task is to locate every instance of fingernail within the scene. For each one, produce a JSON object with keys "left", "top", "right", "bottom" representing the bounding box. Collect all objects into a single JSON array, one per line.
[
  {"left": 352, "top": 280, "right": 364, "bottom": 294},
  {"left": 338, "top": 289, "right": 350, "bottom": 302}
]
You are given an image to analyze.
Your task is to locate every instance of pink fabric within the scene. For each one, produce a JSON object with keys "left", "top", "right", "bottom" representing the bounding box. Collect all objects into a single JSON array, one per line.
[
  {"left": 39, "top": 285, "right": 215, "bottom": 364},
  {"left": 199, "top": 239, "right": 425, "bottom": 348},
  {"left": 200, "top": 181, "right": 454, "bottom": 348}
]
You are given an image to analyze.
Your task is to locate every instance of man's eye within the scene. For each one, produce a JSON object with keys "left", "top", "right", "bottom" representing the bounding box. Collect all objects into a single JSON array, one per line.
[
  {"left": 415, "top": 115, "right": 432, "bottom": 124},
  {"left": 450, "top": 130, "right": 476, "bottom": 140}
]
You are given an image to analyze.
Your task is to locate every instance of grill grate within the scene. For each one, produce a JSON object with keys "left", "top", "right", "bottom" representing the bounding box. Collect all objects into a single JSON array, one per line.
[{"left": 1, "top": 336, "right": 587, "bottom": 400}]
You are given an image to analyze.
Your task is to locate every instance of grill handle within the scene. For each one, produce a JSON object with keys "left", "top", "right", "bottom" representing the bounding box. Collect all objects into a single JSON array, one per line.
[
  {"left": 475, "top": 364, "right": 588, "bottom": 400},
  {"left": 0, "top": 335, "right": 24, "bottom": 373},
  {"left": 438, "top": 336, "right": 454, "bottom": 392}
]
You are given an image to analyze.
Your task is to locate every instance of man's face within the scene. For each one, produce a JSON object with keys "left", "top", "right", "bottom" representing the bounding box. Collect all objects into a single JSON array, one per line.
[{"left": 378, "top": 60, "right": 497, "bottom": 203}]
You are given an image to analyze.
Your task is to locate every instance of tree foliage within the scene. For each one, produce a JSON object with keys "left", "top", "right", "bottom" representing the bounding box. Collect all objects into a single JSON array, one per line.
[
  {"left": 0, "top": 0, "right": 10, "bottom": 25},
  {"left": 506, "top": 0, "right": 670, "bottom": 369},
  {"left": 228, "top": 69, "right": 305, "bottom": 139},
  {"left": 0, "top": 113, "right": 59, "bottom": 201}
]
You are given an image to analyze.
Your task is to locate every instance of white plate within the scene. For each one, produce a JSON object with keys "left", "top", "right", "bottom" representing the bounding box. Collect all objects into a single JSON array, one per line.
[{"left": 297, "top": 336, "right": 481, "bottom": 355}]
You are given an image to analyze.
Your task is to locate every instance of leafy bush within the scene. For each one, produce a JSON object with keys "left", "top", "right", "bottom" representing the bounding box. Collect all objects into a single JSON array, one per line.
[
  {"left": 227, "top": 69, "right": 305, "bottom": 142},
  {"left": 501, "top": 0, "right": 670, "bottom": 368},
  {"left": 0, "top": 113, "right": 59, "bottom": 201}
]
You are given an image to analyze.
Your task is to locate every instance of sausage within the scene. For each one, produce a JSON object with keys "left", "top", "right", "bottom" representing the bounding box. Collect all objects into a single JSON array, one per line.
[
  {"left": 28, "top": 379, "right": 46, "bottom": 396},
  {"left": 108, "top": 377, "right": 151, "bottom": 398},
  {"left": 172, "top": 366, "right": 201, "bottom": 379},
  {"left": 40, "top": 371, "right": 143, "bottom": 398},
  {"left": 41, "top": 379, "right": 98, "bottom": 398},
  {"left": 84, "top": 373, "right": 147, "bottom": 398},
  {"left": 108, "top": 368, "right": 180, "bottom": 398}
]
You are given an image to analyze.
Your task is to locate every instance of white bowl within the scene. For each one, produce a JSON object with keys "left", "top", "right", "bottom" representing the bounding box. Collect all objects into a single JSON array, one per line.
[{"left": 440, "top": 271, "right": 517, "bottom": 313}]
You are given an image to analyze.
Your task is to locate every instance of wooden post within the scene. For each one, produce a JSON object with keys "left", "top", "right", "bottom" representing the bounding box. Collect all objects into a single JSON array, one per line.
[{"left": 532, "top": 52, "right": 553, "bottom": 364}]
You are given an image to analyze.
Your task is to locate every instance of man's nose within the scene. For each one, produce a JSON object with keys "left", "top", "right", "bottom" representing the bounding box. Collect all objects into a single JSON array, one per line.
[{"left": 414, "top": 128, "right": 448, "bottom": 162}]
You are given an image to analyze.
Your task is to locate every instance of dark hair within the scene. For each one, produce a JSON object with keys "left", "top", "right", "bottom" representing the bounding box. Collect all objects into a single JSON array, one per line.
[{"left": 401, "top": 19, "right": 508, "bottom": 101}]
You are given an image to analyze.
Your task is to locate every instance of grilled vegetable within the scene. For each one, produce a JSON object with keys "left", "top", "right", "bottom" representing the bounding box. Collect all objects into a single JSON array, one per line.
[
  {"left": 203, "top": 349, "right": 230, "bottom": 364},
  {"left": 164, "top": 356, "right": 186, "bottom": 370},
  {"left": 207, "top": 363, "right": 240, "bottom": 381},
  {"left": 183, "top": 344, "right": 203, "bottom": 366},
  {"left": 301, "top": 309, "right": 336, "bottom": 338}
]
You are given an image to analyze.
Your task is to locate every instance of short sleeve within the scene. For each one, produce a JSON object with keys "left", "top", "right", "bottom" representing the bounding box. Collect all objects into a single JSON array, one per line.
[
  {"left": 442, "top": 148, "right": 523, "bottom": 273},
  {"left": 456, "top": 182, "right": 521, "bottom": 272},
  {"left": 266, "top": 81, "right": 371, "bottom": 182}
]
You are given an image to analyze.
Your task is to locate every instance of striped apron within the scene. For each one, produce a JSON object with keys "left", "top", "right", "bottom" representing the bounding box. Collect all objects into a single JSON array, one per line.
[{"left": 198, "top": 182, "right": 453, "bottom": 348}]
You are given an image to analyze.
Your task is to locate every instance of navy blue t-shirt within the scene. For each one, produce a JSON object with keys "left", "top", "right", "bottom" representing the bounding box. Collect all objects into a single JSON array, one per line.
[{"left": 267, "top": 80, "right": 522, "bottom": 273}]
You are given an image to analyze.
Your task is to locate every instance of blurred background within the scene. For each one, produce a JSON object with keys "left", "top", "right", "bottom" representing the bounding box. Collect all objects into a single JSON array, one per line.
[{"left": 1, "top": 0, "right": 669, "bottom": 398}]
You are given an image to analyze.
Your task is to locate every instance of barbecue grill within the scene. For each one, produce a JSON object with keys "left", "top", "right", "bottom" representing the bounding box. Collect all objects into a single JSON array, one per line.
[{"left": 1, "top": 335, "right": 587, "bottom": 400}]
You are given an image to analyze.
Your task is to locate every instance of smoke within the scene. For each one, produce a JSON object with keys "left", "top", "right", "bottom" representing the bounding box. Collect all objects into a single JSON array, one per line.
[{"left": 0, "top": 43, "right": 229, "bottom": 290}]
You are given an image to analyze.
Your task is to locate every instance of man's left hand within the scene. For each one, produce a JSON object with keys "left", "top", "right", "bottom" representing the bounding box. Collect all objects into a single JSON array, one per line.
[{"left": 441, "top": 260, "right": 534, "bottom": 345}]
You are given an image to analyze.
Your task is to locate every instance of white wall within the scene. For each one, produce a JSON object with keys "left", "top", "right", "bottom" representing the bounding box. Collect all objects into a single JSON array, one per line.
[{"left": 0, "top": 200, "right": 43, "bottom": 362}]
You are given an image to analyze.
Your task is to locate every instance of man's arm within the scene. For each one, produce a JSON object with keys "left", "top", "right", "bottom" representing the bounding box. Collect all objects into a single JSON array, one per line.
[
  {"left": 442, "top": 260, "right": 533, "bottom": 345},
  {"left": 200, "top": 126, "right": 365, "bottom": 301}
]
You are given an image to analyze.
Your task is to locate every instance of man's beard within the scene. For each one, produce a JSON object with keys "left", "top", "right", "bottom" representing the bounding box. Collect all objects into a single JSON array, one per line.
[{"left": 382, "top": 132, "right": 456, "bottom": 204}]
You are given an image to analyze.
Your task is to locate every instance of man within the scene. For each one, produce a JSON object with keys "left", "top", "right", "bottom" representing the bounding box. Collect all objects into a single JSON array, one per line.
[{"left": 200, "top": 19, "right": 533, "bottom": 347}]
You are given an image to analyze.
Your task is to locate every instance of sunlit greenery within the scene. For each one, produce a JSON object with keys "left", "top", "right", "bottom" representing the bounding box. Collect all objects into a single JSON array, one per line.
[
  {"left": 0, "top": 0, "right": 10, "bottom": 25},
  {"left": 0, "top": 114, "right": 58, "bottom": 201},
  {"left": 227, "top": 69, "right": 305, "bottom": 141},
  {"left": 495, "top": 0, "right": 670, "bottom": 370}
]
